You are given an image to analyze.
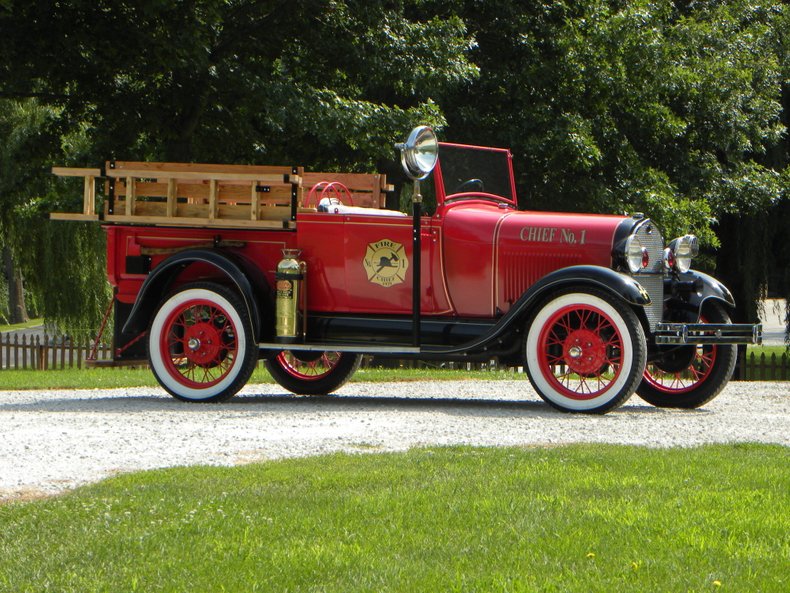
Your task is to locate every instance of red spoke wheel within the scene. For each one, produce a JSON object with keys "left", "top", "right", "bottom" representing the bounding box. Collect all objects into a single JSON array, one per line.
[
  {"left": 637, "top": 303, "right": 736, "bottom": 408},
  {"left": 148, "top": 283, "right": 257, "bottom": 402},
  {"left": 642, "top": 345, "right": 717, "bottom": 393},
  {"left": 525, "top": 288, "right": 646, "bottom": 413},
  {"left": 265, "top": 350, "right": 362, "bottom": 395},
  {"left": 276, "top": 351, "right": 343, "bottom": 380}
]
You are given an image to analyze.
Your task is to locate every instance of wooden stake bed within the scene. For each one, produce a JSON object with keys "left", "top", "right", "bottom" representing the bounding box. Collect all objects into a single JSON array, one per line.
[{"left": 51, "top": 161, "right": 394, "bottom": 229}]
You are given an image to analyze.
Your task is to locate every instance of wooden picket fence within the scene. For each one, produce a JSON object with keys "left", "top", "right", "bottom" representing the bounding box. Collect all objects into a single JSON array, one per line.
[
  {"left": 0, "top": 330, "right": 788, "bottom": 380},
  {"left": 0, "top": 332, "right": 112, "bottom": 370},
  {"left": 737, "top": 350, "right": 790, "bottom": 381}
]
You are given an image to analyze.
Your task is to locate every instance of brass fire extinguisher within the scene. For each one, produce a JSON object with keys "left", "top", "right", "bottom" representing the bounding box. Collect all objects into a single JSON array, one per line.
[{"left": 275, "top": 249, "right": 306, "bottom": 342}]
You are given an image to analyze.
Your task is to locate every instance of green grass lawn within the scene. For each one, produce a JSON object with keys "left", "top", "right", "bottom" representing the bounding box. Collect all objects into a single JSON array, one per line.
[
  {"left": 0, "top": 365, "right": 526, "bottom": 390},
  {"left": 0, "top": 345, "right": 786, "bottom": 392},
  {"left": 748, "top": 345, "right": 789, "bottom": 358},
  {"left": 0, "top": 444, "right": 787, "bottom": 592},
  {"left": 0, "top": 318, "right": 43, "bottom": 332}
]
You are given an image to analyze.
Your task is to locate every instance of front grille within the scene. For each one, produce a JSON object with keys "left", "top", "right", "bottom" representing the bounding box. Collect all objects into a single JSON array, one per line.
[
  {"left": 636, "top": 274, "right": 664, "bottom": 331},
  {"left": 632, "top": 220, "right": 664, "bottom": 331}
]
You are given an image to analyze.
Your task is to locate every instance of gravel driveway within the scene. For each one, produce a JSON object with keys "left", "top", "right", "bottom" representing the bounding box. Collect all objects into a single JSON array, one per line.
[{"left": 1, "top": 380, "right": 787, "bottom": 502}]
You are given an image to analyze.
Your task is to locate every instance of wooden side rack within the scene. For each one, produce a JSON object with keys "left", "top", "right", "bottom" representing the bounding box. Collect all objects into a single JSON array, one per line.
[{"left": 51, "top": 161, "right": 394, "bottom": 229}]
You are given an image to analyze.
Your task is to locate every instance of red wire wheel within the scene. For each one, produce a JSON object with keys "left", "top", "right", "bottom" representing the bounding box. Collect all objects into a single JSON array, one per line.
[
  {"left": 637, "top": 303, "right": 737, "bottom": 408},
  {"left": 276, "top": 350, "right": 343, "bottom": 381},
  {"left": 641, "top": 345, "right": 717, "bottom": 394},
  {"left": 265, "top": 350, "right": 362, "bottom": 395},
  {"left": 148, "top": 283, "right": 257, "bottom": 402},
  {"left": 159, "top": 299, "right": 239, "bottom": 389},
  {"left": 536, "top": 305, "right": 624, "bottom": 400},
  {"left": 525, "top": 289, "right": 646, "bottom": 413}
]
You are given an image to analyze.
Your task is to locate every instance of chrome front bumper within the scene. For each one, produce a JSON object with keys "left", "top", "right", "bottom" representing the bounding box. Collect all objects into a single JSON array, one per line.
[{"left": 654, "top": 323, "right": 762, "bottom": 345}]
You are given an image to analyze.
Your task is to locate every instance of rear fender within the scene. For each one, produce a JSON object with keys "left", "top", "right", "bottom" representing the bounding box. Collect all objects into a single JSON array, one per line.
[{"left": 121, "top": 249, "right": 269, "bottom": 339}]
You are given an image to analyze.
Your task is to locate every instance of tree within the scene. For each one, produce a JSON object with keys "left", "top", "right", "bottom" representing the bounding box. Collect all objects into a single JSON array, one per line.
[
  {"left": 0, "top": 98, "right": 109, "bottom": 334},
  {"left": 0, "top": 0, "right": 477, "bottom": 332},
  {"left": 0, "top": 0, "right": 787, "bottom": 338},
  {"left": 442, "top": 0, "right": 787, "bottom": 327},
  {"left": 0, "top": 0, "right": 476, "bottom": 165}
]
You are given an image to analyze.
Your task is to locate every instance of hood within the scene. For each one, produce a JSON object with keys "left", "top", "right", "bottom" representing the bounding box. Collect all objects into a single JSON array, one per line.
[{"left": 495, "top": 209, "right": 628, "bottom": 310}]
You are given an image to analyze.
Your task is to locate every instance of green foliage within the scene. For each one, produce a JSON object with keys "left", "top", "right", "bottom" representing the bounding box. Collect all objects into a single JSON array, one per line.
[
  {"left": 0, "top": 0, "right": 476, "bottom": 166},
  {"left": 1, "top": 445, "right": 788, "bottom": 591},
  {"left": 445, "top": 0, "right": 786, "bottom": 249},
  {"left": 0, "top": 1, "right": 477, "bottom": 332},
  {"left": 0, "top": 257, "right": 7, "bottom": 324},
  {"left": 0, "top": 100, "right": 108, "bottom": 335}
]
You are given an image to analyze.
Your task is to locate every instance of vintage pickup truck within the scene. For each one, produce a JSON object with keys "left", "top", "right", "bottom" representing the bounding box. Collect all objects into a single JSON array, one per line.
[{"left": 52, "top": 126, "right": 761, "bottom": 413}]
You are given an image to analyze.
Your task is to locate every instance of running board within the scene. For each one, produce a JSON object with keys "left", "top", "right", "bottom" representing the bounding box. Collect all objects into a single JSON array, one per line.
[{"left": 258, "top": 342, "right": 422, "bottom": 354}]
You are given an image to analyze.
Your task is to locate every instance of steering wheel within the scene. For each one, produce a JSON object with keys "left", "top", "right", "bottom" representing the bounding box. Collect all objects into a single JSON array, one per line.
[
  {"left": 305, "top": 181, "right": 354, "bottom": 208},
  {"left": 453, "top": 178, "right": 485, "bottom": 193}
]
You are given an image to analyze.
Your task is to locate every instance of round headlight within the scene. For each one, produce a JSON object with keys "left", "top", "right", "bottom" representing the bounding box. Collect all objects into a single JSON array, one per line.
[
  {"left": 397, "top": 126, "right": 439, "bottom": 180},
  {"left": 668, "top": 234, "right": 698, "bottom": 273},
  {"left": 625, "top": 235, "right": 647, "bottom": 273}
]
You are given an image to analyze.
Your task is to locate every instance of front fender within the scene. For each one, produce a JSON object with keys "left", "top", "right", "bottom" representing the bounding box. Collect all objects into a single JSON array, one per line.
[
  {"left": 121, "top": 249, "right": 267, "bottom": 338},
  {"left": 433, "top": 266, "right": 650, "bottom": 356},
  {"left": 517, "top": 265, "right": 652, "bottom": 310},
  {"left": 665, "top": 270, "right": 736, "bottom": 319}
]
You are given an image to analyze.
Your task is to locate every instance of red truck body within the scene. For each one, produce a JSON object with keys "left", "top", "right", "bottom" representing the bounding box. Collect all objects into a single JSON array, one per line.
[{"left": 53, "top": 131, "right": 761, "bottom": 413}]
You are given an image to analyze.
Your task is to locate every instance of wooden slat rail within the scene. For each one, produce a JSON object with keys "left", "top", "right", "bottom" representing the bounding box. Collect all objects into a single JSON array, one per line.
[
  {"left": 106, "top": 161, "right": 301, "bottom": 227},
  {"left": 302, "top": 171, "right": 394, "bottom": 208},
  {"left": 105, "top": 169, "right": 295, "bottom": 182},
  {"left": 50, "top": 162, "right": 395, "bottom": 227},
  {"left": 110, "top": 161, "right": 294, "bottom": 177},
  {"left": 51, "top": 161, "right": 304, "bottom": 229},
  {"left": 50, "top": 167, "right": 101, "bottom": 221}
]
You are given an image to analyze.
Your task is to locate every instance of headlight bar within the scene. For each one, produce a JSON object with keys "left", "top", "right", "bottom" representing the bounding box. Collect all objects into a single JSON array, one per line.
[{"left": 665, "top": 234, "right": 698, "bottom": 273}]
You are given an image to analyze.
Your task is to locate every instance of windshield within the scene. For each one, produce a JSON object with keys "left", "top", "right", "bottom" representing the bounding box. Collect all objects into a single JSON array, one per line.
[{"left": 435, "top": 143, "right": 515, "bottom": 204}]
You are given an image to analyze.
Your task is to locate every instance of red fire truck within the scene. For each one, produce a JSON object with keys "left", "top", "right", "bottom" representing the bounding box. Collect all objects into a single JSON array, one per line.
[{"left": 52, "top": 126, "right": 761, "bottom": 413}]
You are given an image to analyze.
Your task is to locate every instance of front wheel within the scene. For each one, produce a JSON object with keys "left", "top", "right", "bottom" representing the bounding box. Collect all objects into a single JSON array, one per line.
[
  {"left": 265, "top": 350, "right": 362, "bottom": 395},
  {"left": 148, "top": 282, "right": 258, "bottom": 402},
  {"left": 524, "top": 288, "right": 647, "bottom": 413},
  {"left": 637, "top": 302, "right": 736, "bottom": 408}
]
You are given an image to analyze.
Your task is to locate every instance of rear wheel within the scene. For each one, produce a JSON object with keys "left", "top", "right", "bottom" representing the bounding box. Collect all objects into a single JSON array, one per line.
[
  {"left": 148, "top": 282, "right": 257, "bottom": 402},
  {"left": 265, "top": 350, "right": 362, "bottom": 395},
  {"left": 524, "top": 288, "right": 647, "bottom": 413},
  {"left": 637, "top": 302, "right": 736, "bottom": 408}
]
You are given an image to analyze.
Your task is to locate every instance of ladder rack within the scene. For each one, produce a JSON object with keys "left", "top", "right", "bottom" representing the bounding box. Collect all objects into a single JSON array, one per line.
[
  {"left": 51, "top": 161, "right": 395, "bottom": 229},
  {"left": 52, "top": 161, "right": 301, "bottom": 229}
]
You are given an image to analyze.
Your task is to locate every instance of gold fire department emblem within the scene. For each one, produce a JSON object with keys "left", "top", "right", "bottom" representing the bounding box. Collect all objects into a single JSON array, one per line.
[{"left": 363, "top": 239, "right": 409, "bottom": 287}]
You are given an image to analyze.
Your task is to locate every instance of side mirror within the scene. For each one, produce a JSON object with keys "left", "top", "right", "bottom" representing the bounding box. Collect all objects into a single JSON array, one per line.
[{"left": 396, "top": 126, "right": 439, "bottom": 181}]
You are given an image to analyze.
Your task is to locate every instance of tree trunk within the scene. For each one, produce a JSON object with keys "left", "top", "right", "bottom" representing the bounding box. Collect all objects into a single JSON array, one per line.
[{"left": 3, "top": 246, "right": 28, "bottom": 324}]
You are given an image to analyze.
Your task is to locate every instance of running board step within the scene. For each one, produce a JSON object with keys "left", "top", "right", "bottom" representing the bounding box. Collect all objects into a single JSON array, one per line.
[{"left": 258, "top": 342, "right": 422, "bottom": 354}]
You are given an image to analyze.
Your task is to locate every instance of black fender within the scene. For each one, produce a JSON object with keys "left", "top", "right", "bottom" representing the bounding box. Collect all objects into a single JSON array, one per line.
[
  {"left": 428, "top": 265, "right": 650, "bottom": 356},
  {"left": 665, "top": 270, "right": 736, "bottom": 319},
  {"left": 514, "top": 265, "right": 652, "bottom": 311},
  {"left": 121, "top": 249, "right": 268, "bottom": 339}
]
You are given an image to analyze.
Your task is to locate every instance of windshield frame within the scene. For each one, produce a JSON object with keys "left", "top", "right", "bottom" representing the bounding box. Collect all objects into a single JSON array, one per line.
[{"left": 433, "top": 142, "right": 517, "bottom": 208}]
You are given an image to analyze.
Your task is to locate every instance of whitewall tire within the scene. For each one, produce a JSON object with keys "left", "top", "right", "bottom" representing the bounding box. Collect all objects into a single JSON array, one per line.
[
  {"left": 524, "top": 288, "right": 647, "bottom": 413},
  {"left": 148, "top": 283, "right": 257, "bottom": 402}
]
